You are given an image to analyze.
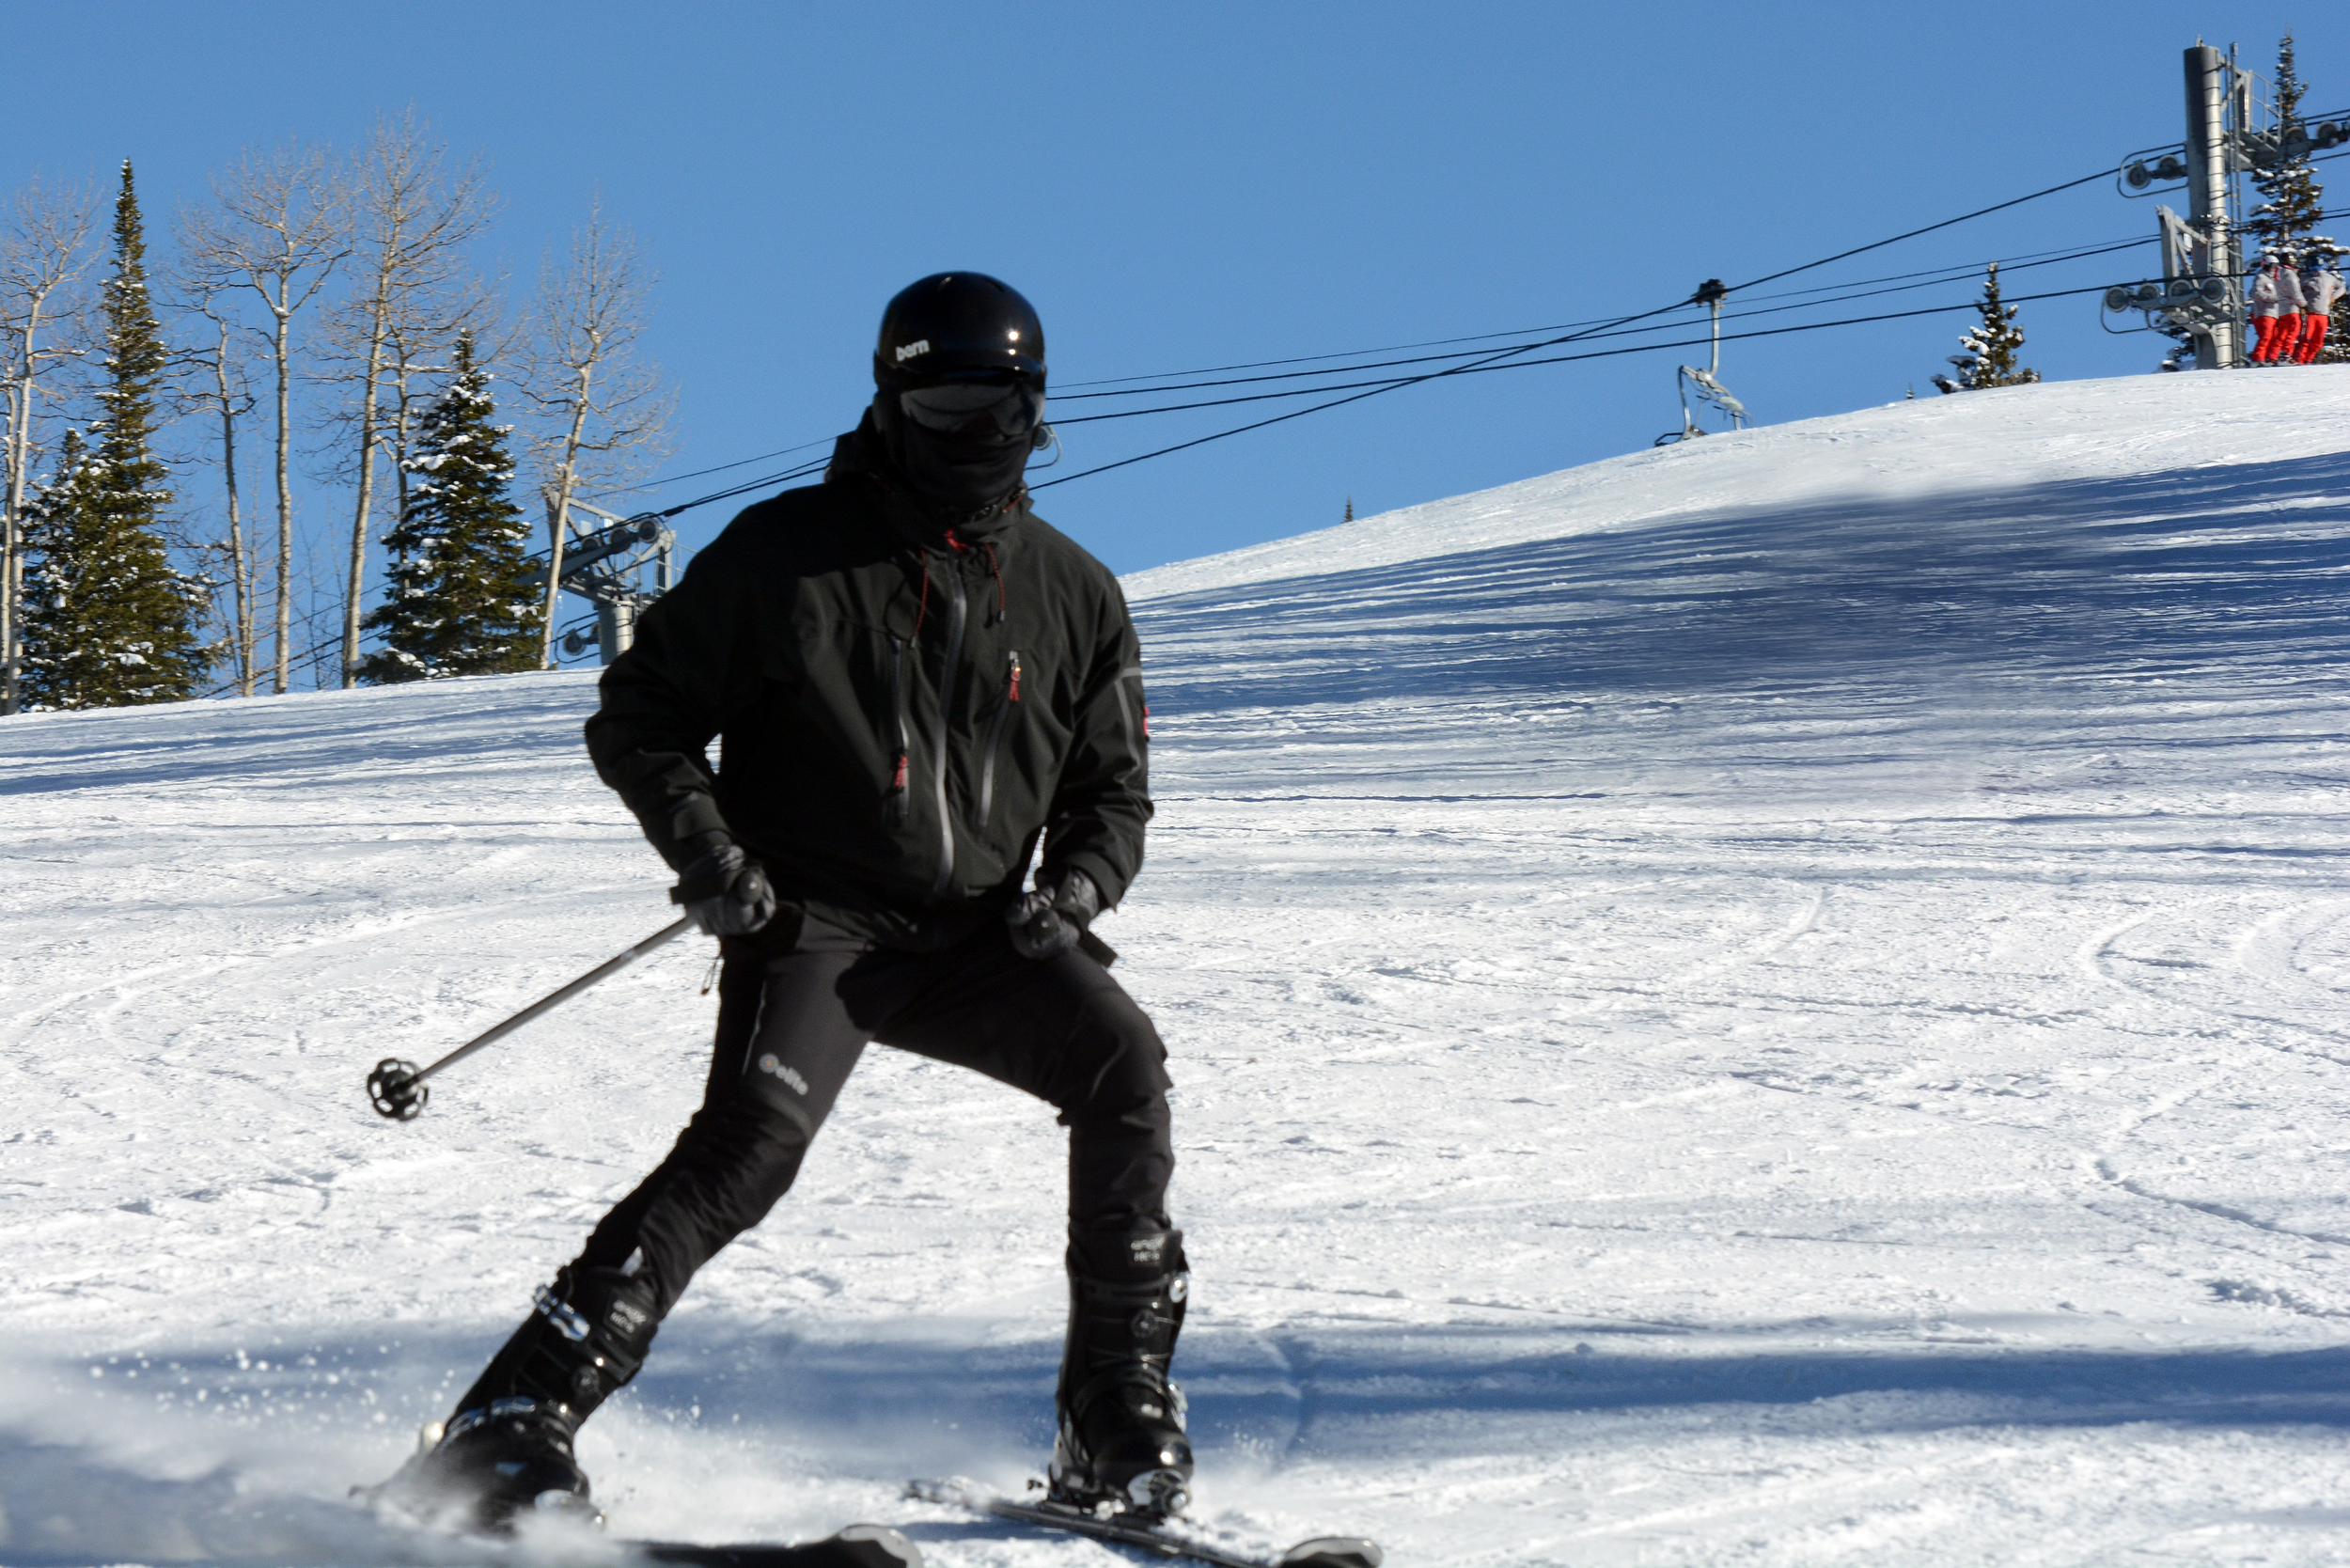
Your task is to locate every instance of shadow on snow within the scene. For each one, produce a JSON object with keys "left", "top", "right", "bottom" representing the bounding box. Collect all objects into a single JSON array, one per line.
[{"left": 1134, "top": 451, "right": 2350, "bottom": 713}]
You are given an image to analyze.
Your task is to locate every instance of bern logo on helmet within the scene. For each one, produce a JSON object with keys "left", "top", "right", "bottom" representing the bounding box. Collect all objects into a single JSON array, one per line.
[{"left": 894, "top": 338, "right": 930, "bottom": 364}]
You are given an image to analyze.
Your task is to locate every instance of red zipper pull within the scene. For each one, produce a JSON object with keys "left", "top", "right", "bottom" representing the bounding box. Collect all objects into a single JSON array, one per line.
[
  {"left": 1008, "top": 654, "right": 1022, "bottom": 702},
  {"left": 891, "top": 752, "right": 909, "bottom": 790}
]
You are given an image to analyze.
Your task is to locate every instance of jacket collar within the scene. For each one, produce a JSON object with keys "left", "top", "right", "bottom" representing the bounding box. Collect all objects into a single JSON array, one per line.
[{"left": 826, "top": 411, "right": 1030, "bottom": 550}]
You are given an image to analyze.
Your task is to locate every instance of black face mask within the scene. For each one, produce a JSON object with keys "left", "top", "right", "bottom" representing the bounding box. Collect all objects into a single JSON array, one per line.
[{"left": 872, "top": 386, "right": 1037, "bottom": 518}]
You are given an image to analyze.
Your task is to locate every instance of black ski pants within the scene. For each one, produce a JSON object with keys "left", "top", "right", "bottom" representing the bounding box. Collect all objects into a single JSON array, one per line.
[{"left": 572, "top": 914, "right": 1175, "bottom": 1321}]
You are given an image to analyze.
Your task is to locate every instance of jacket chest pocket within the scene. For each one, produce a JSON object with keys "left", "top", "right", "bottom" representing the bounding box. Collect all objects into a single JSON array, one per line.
[
  {"left": 776, "top": 619, "right": 908, "bottom": 819},
  {"left": 884, "top": 633, "right": 913, "bottom": 821},
  {"left": 970, "top": 648, "right": 1023, "bottom": 829}
]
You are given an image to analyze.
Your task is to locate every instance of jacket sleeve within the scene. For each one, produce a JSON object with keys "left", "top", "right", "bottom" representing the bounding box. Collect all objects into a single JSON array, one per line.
[
  {"left": 1040, "top": 579, "right": 1153, "bottom": 907},
  {"left": 583, "top": 519, "right": 766, "bottom": 872}
]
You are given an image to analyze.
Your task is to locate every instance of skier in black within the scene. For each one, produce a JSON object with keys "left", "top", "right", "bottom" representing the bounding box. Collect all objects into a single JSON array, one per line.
[{"left": 399, "top": 274, "right": 1188, "bottom": 1529}]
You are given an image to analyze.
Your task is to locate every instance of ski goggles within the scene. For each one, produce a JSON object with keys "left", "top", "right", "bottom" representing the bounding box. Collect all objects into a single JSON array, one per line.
[{"left": 899, "top": 377, "right": 1046, "bottom": 440}]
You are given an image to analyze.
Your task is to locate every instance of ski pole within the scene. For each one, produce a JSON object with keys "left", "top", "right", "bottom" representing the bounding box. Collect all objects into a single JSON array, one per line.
[{"left": 366, "top": 917, "right": 697, "bottom": 1121}]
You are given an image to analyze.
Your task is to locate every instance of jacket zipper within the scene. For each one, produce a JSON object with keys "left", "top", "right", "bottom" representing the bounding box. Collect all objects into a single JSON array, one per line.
[
  {"left": 885, "top": 635, "right": 910, "bottom": 820},
  {"left": 973, "top": 651, "right": 1022, "bottom": 829},
  {"left": 926, "top": 561, "right": 967, "bottom": 898}
]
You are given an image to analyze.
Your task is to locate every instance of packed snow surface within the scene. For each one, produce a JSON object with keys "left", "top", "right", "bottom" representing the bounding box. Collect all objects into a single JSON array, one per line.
[{"left": 7, "top": 370, "right": 2350, "bottom": 1567}]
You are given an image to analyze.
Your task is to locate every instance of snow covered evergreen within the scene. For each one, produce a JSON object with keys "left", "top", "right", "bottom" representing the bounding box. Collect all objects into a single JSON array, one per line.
[
  {"left": 2249, "top": 35, "right": 2342, "bottom": 268},
  {"left": 16, "top": 163, "right": 206, "bottom": 711},
  {"left": 1930, "top": 260, "right": 2039, "bottom": 393},
  {"left": 357, "top": 331, "right": 542, "bottom": 682}
]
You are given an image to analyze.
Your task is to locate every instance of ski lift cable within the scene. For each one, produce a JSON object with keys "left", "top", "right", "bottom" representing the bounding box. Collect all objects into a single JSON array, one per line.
[
  {"left": 1731, "top": 231, "right": 2158, "bottom": 304},
  {"left": 1054, "top": 234, "right": 2160, "bottom": 414},
  {"left": 1061, "top": 229, "right": 2161, "bottom": 410},
  {"left": 584, "top": 435, "right": 836, "bottom": 499},
  {"left": 1031, "top": 279, "right": 2128, "bottom": 492},
  {"left": 1069, "top": 237, "right": 2337, "bottom": 443},
  {"left": 1726, "top": 168, "right": 2116, "bottom": 295},
  {"left": 1056, "top": 170, "right": 2132, "bottom": 393},
  {"left": 1052, "top": 239, "right": 2158, "bottom": 428},
  {"left": 1056, "top": 229, "right": 2154, "bottom": 403},
  {"left": 1050, "top": 316, "right": 1637, "bottom": 389},
  {"left": 1485, "top": 279, "right": 2130, "bottom": 377}
]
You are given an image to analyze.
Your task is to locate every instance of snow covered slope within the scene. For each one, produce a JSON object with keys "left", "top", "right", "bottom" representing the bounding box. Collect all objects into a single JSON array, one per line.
[{"left": 6, "top": 372, "right": 2350, "bottom": 1567}]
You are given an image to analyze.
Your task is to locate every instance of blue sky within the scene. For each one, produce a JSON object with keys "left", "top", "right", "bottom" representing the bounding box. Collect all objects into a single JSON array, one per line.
[{"left": 10, "top": 2, "right": 2349, "bottom": 591}]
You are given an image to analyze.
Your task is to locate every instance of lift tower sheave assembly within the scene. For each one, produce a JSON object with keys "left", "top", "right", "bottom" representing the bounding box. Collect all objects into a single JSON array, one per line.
[{"left": 546, "top": 499, "right": 676, "bottom": 666}]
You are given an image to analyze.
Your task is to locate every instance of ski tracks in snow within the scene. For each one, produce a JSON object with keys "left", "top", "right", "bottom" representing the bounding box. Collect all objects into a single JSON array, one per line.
[{"left": 12, "top": 380, "right": 2350, "bottom": 1564}]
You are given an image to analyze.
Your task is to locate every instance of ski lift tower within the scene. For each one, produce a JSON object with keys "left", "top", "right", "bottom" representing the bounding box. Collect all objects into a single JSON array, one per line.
[
  {"left": 1655, "top": 278, "right": 1750, "bottom": 445},
  {"left": 2104, "top": 44, "right": 2348, "bottom": 365},
  {"left": 545, "top": 499, "right": 676, "bottom": 665}
]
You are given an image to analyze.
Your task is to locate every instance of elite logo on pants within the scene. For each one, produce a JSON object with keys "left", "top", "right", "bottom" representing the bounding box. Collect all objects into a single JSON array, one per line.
[{"left": 757, "top": 1053, "right": 809, "bottom": 1094}]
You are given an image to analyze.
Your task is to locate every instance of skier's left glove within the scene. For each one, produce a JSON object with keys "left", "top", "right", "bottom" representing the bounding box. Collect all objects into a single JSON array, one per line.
[
  {"left": 1006, "top": 869, "right": 1101, "bottom": 960},
  {"left": 670, "top": 838, "right": 778, "bottom": 936}
]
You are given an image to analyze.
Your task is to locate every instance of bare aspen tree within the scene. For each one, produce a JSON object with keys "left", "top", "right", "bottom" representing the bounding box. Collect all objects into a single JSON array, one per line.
[
  {"left": 0, "top": 176, "right": 96, "bottom": 715},
  {"left": 180, "top": 143, "right": 351, "bottom": 694},
  {"left": 380, "top": 311, "right": 441, "bottom": 542},
  {"left": 170, "top": 301, "right": 258, "bottom": 694},
  {"left": 518, "top": 201, "right": 672, "bottom": 670},
  {"left": 378, "top": 276, "right": 507, "bottom": 542},
  {"left": 321, "top": 112, "right": 494, "bottom": 686}
]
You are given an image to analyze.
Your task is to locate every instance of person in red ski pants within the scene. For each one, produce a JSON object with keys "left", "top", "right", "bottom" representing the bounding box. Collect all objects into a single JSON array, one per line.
[
  {"left": 2248, "top": 256, "right": 2289, "bottom": 363},
  {"left": 2270, "top": 259, "right": 2307, "bottom": 364},
  {"left": 2294, "top": 264, "right": 2341, "bottom": 363}
]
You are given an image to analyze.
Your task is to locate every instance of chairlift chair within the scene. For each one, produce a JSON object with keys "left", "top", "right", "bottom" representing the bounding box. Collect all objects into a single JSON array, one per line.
[{"left": 1656, "top": 279, "right": 1749, "bottom": 446}]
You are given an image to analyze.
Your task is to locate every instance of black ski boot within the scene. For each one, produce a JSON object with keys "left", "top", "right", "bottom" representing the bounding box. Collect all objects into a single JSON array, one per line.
[
  {"left": 1048, "top": 1225, "right": 1193, "bottom": 1518},
  {"left": 404, "top": 1264, "right": 660, "bottom": 1532}
]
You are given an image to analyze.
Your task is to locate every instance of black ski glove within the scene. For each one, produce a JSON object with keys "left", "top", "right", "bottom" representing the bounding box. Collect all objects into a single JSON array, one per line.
[
  {"left": 669, "top": 839, "right": 778, "bottom": 937},
  {"left": 1006, "top": 869, "right": 1101, "bottom": 960}
]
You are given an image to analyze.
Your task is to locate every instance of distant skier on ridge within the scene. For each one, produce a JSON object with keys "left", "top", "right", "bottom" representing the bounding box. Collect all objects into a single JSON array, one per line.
[{"left": 387, "top": 274, "right": 1188, "bottom": 1531}]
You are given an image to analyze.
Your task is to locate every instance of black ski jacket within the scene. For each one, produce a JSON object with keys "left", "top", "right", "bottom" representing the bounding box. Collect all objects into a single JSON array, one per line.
[{"left": 584, "top": 420, "right": 1152, "bottom": 950}]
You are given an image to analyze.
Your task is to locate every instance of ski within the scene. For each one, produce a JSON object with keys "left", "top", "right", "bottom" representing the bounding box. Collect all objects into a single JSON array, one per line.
[
  {"left": 356, "top": 1508, "right": 919, "bottom": 1568},
  {"left": 355, "top": 1465, "right": 919, "bottom": 1568},
  {"left": 908, "top": 1477, "right": 1379, "bottom": 1568},
  {"left": 623, "top": 1528, "right": 922, "bottom": 1568}
]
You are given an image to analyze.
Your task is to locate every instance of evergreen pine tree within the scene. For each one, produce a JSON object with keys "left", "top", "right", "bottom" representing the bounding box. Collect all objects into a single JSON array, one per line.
[
  {"left": 18, "top": 162, "right": 208, "bottom": 710},
  {"left": 358, "top": 332, "right": 543, "bottom": 682},
  {"left": 1931, "top": 262, "right": 2041, "bottom": 393},
  {"left": 2323, "top": 288, "right": 2350, "bottom": 364},
  {"left": 2250, "top": 36, "right": 2342, "bottom": 267},
  {"left": 1343, "top": 495, "right": 1354, "bottom": 523}
]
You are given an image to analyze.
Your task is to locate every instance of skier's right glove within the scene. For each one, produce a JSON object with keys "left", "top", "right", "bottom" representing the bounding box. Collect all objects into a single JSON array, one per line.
[{"left": 669, "top": 839, "right": 778, "bottom": 936}]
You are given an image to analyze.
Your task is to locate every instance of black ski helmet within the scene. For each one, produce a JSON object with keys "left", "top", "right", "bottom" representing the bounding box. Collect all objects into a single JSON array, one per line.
[{"left": 874, "top": 273, "right": 1045, "bottom": 389}]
